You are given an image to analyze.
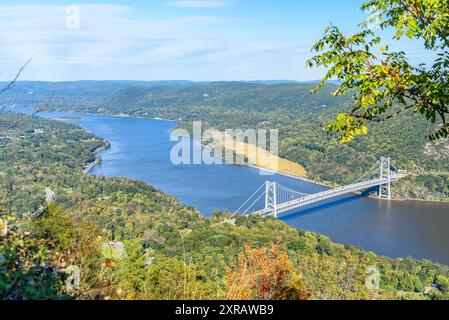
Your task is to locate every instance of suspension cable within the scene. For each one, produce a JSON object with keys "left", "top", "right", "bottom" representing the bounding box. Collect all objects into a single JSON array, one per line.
[
  {"left": 276, "top": 184, "right": 309, "bottom": 197},
  {"left": 242, "top": 192, "right": 266, "bottom": 215},
  {"left": 391, "top": 160, "right": 406, "bottom": 172},
  {"left": 352, "top": 160, "right": 381, "bottom": 184},
  {"left": 233, "top": 182, "right": 267, "bottom": 215}
]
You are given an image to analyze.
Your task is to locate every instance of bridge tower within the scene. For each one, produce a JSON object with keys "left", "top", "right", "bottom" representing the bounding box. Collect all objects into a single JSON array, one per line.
[
  {"left": 379, "top": 157, "right": 391, "bottom": 200},
  {"left": 265, "top": 181, "right": 278, "bottom": 217}
]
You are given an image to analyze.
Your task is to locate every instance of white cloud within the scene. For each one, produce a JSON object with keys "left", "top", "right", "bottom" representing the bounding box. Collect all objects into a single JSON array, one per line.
[
  {"left": 0, "top": 4, "right": 230, "bottom": 66},
  {"left": 165, "top": 1, "right": 229, "bottom": 8},
  {"left": 0, "top": 3, "right": 317, "bottom": 81}
]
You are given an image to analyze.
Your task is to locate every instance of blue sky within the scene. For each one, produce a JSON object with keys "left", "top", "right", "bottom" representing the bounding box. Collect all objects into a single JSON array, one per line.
[{"left": 0, "top": 0, "right": 428, "bottom": 81}]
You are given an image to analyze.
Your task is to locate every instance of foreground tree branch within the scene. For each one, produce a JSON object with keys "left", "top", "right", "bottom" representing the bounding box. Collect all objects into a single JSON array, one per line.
[
  {"left": 0, "top": 57, "right": 32, "bottom": 96},
  {"left": 308, "top": 0, "right": 449, "bottom": 142},
  {"left": 0, "top": 58, "right": 51, "bottom": 132}
]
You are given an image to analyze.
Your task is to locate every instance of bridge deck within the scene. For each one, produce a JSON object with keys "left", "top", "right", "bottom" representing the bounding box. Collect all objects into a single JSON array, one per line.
[{"left": 254, "top": 173, "right": 406, "bottom": 217}]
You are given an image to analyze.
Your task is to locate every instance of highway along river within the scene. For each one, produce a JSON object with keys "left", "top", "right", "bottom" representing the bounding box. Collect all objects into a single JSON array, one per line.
[{"left": 38, "top": 112, "right": 449, "bottom": 265}]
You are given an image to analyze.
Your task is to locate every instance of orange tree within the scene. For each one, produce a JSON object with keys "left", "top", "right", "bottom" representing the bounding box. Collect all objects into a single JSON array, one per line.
[{"left": 226, "top": 243, "right": 309, "bottom": 300}]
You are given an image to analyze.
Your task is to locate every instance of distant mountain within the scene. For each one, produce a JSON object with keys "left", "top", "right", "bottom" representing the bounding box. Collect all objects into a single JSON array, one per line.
[
  {"left": 5, "top": 80, "right": 344, "bottom": 114},
  {"left": 1, "top": 80, "right": 344, "bottom": 107},
  {"left": 244, "top": 80, "right": 342, "bottom": 85},
  {"left": 78, "top": 81, "right": 345, "bottom": 115},
  {"left": 244, "top": 80, "right": 300, "bottom": 85},
  {"left": 0, "top": 80, "right": 194, "bottom": 107}
]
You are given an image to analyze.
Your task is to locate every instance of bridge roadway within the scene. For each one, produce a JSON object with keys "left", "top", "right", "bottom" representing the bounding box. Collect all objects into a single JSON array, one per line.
[{"left": 254, "top": 173, "right": 407, "bottom": 217}]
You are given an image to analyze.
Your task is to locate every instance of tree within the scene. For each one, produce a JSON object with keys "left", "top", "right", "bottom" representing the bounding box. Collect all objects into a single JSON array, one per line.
[
  {"left": 110, "top": 243, "right": 223, "bottom": 300},
  {"left": 436, "top": 275, "right": 449, "bottom": 293},
  {"left": 308, "top": 0, "right": 449, "bottom": 142},
  {"left": 226, "top": 244, "right": 309, "bottom": 300},
  {"left": 0, "top": 212, "right": 68, "bottom": 299},
  {"left": 0, "top": 58, "right": 52, "bottom": 132},
  {"left": 29, "top": 205, "right": 105, "bottom": 299}
]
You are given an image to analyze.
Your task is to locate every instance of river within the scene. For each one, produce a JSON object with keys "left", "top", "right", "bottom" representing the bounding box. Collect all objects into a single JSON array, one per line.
[{"left": 36, "top": 111, "right": 449, "bottom": 265}]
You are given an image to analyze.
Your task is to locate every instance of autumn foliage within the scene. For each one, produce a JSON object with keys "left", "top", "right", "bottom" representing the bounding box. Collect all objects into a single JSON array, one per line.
[{"left": 226, "top": 244, "right": 309, "bottom": 300}]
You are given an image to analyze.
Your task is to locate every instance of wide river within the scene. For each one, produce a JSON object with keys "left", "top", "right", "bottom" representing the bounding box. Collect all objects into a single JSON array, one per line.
[{"left": 38, "top": 112, "right": 449, "bottom": 265}]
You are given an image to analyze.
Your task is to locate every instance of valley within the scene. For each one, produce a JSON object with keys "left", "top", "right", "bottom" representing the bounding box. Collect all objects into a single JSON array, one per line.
[
  {"left": 2, "top": 111, "right": 449, "bottom": 300},
  {"left": 6, "top": 81, "right": 449, "bottom": 202}
]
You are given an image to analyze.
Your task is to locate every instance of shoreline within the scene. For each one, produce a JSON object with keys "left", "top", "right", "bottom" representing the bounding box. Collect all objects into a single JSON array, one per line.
[
  {"left": 247, "top": 164, "right": 331, "bottom": 188},
  {"left": 82, "top": 144, "right": 110, "bottom": 175},
  {"left": 175, "top": 135, "right": 449, "bottom": 204},
  {"left": 247, "top": 163, "right": 449, "bottom": 204},
  {"left": 40, "top": 109, "right": 448, "bottom": 205},
  {"left": 82, "top": 158, "right": 99, "bottom": 175},
  {"left": 20, "top": 107, "right": 176, "bottom": 123},
  {"left": 111, "top": 113, "right": 175, "bottom": 122}
]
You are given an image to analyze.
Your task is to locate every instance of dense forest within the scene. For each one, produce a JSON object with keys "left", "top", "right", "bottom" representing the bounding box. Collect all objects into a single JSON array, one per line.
[
  {"left": 1, "top": 112, "right": 449, "bottom": 300},
  {"left": 8, "top": 81, "right": 449, "bottom": 201}
]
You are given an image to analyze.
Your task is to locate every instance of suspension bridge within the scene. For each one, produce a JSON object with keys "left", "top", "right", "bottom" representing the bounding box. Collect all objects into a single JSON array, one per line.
[{"left": 234, "top": 157, "right": 407, "bottom": 218}]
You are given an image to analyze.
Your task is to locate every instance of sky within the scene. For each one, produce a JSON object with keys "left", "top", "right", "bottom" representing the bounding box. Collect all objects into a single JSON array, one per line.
[{"left": 0, "top": 0, "right": 430, "bottom": 81}]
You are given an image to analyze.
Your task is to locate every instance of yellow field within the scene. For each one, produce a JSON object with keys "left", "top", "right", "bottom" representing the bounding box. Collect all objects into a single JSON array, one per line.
[{"left": 211, "top": 132, "right": 307, "bottom": 177}]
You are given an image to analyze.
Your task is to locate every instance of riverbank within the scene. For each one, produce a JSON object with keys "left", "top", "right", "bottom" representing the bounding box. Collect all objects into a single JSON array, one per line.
[
  {"left": 42, "top": 108, "right": 449, "bottom": 204},
  {"left": 34, "top": 111, "right": 449, "bottom": 265},
  {"left": 82, "top": 144, "right": 110, "bottom": 175},
  {"left": 112, "top": 113, "right": 174, "bottom": 122},
  {"left": 206, "top": 130, "right": 307, "bottom": 177},
  {"left": 249, "top": 162, "right": 449, "bottom": 203},
  {"left": 46, "top": 108, "right": 175, "bottom": 123},
  {"left": 82, "top": 157, "right": 101, "bottom": 175},
  {"left": 247, "top": 164, "right": 333, "bottom": 188}
]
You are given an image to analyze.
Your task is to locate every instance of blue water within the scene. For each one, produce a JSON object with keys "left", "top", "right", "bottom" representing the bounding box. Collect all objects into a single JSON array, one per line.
[{"left": 32, "top": 111, "right": 449, "bottom": 265}]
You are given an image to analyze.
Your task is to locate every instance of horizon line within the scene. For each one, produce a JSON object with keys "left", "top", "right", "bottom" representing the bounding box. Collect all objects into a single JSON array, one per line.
[{"left": 1, "top": 79, "right": 338, "bottom": 84}]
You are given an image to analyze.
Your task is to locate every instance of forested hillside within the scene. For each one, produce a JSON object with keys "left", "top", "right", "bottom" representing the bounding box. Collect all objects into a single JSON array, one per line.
[
  {"left": 2, "top": 112, "right": 449, "bottom": 300},
  {"left": 11, "top": 81, "right": 449, "bottom": 201}
]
